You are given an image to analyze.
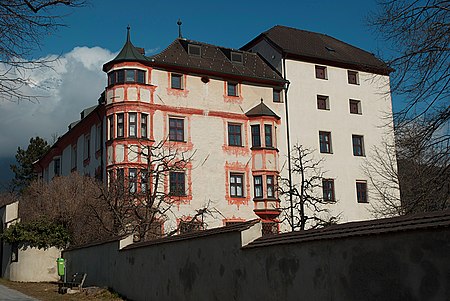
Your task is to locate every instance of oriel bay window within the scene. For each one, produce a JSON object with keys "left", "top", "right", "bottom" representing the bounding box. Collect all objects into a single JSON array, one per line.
[
  {"left": 170, "top": 171, "right": 186, "bottom": 196},
  {"left": 108, "top": 69, "right": 145, "bottom": 86},
  {"left": 228, "top": 123, "right": 242, "bottom": 146},
  {"left": 117, "top": 113, "right": 124, "bottom": 138},
  {"left": 230, "top": 173, "right": 244, "bottom": 197},
  {"left": 141, "top": 169, "right": 148, "bottom": 193},
  {"left": 108, "top": 115, "right": 114, "bottom": 140},
  {"left": 129, "top": 168, "right": 137, "bottom": 193},
  {"left": 141, "top": 114, "right": 148, "bottom": 138},
  {"left": 129, "top": 113, "right": 137, "bottom": 137},
  {"left": 265, "top": 124, "right": 273, "bottom": 147},
  {"left": 253, "top": 175, "right": 276, "bottom": 199},
  {"left": 251, "top": 124, "right": 274, "bottom": 148},
  {"left": 267, "top": 175, "right": 275, "bottom": 198},
  {"left": 251, "top": 125, "right": 261, "bottom": 147},
  {"left": 254, "top": 176, "right": 263, "bottom": 198}
]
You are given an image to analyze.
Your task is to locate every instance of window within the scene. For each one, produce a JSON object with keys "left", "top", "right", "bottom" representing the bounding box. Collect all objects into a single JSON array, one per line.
[
  {"left": 169, "top": 118, "right": 184, "bottom": 142},
  {"left": 319, "top": 131, "right": 332, "bottom": 153},
  {"left": 348, "top": 70, "right": 359, "bottom": 85},
  {"left": 117, "top": 70, "right": 125, "bottom": 83},
  {"left": 317, "top": 95, "right": 330, "bottom": 110},
  {"left": 188, "top": 44, "right": 201, "bottom": 56},
  {"left": 169, "top": 171, "right": 185, "bottom": 196},
  {"left": 129, "top": 168, "right": 137, "bottom": 193},
  {"left": 231, "top": 52, "right": 243, "bottom": 63},
  {"left": 251, "top": 125, "right": 261, "bottom": 147},
  {"left": 273, "top": 89, "right": 282, "bottom": 103},
  {"left": 108, "top": 115, "right": 114, "bottom": 140},
  {"left": 227, "top": 82, "right": 238, "bottom": 96},
  {"left": 71, "top": 145, "right": 77, "bottom": 170},
  {"left": 84, "top": 134, "right": 90, "bottom": 160},
  {"left": 254, "top": 175, "right": 263, "bottom": 198},
  {"left": 117, "top": 168, "right": 125, "bottom": 189},
  {"left": 141, "top": 169, "right": 148, "bottom": 193},
  {"left": 349, "top": 99, "right": 362, "bottom": 114},
  {"left": 356, "top": 181, "right": 368, "bottom": 203},
  {"left": 228, "top": 123, "right": 242, "bottom": 146},
  {"left": 11, "top": 243, "right": 18, "bottom": 262},
  {"left": 267, "top": 175, "right": 275, "bottom": 198},
  {"left": 230, "top": 173, "right": 244, "bottom": 197},
  {"left": 180, "top": 219, "right": 203, "bottom": 234},
  {"left": 125, "top": 69, "right": 136, "bottom": 82},
  {"left": 108, "top": 69, "right": 145, "bottom": 85},
  {"left": 141, "top": 113, "right": 148, "bottom": 138},
  {"left": 129, "top": 113, "right": 137, "bottom": 137},
  {"left": 171, "top": 73, "right": 183, "bottom": 89},
  {"left": 53, "top": 158, "right": 61, "bottom": 176},
  {"left": 117, "top": 113, "right": 124, "bottom": 138},
  {"left": 315, "top": 65, "right": 327, "bottom": 79},
  {"left": 265, "top": 124, "right": 273, "bottom": 147},
  {"left": 352, "top": 135, "right": 365, "bottom": 156},
  {"left": 322, "top": 179, "right": 335, "bottom": 202}
]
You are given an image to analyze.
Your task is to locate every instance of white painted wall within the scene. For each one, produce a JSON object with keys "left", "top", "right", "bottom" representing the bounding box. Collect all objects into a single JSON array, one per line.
[{"left": 281, "top": 59, "right": 398, "bottom": 223}]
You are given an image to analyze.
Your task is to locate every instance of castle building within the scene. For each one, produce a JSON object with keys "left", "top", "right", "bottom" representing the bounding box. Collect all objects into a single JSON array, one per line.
[
  {"left": 242, "top": 25, "right": 397, "bottom": 224},
  {"left": 35, "top": 25, "right": 398, "bottom": 234}
]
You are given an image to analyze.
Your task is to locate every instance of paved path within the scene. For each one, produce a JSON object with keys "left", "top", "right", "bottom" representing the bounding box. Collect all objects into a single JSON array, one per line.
[{"left": 0, "top": 284, "right": 38, "bottom": 301}]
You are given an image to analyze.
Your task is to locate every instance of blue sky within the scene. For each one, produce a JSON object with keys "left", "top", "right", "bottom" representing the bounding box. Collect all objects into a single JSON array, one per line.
[
  {"left": 1, "top": 0, "right": 392, "bottom": 187},
  {"left": 38, "top": 0, "right": 383, "bottom": 58}
]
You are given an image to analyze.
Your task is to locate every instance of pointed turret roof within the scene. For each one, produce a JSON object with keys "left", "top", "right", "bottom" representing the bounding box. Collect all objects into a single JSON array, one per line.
[
  {"left": 103, "top": 27, "right": 148, "bottom": 71},
  {"left": 245, "top": 99, "right": 280, "bottom": 119}
]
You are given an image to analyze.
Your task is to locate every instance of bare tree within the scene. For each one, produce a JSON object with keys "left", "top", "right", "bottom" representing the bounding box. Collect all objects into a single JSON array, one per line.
[
  {"left": 281, "top": 144, "right": 340, "bottom": 231},
  {"left": 371, "top": 1, "right": 449, "bottom": 173},
  {"left": 0, "top": 0, "right": 85, "bottom": 102},
  {"left": 364, "top": 119, "right": 449, "bottom": 216},
  {"left": 92, "top": 139, "right": 221, "bottom": 242},
  {"left": 19, "top": 172, "right": 110, "bottom": 245}
]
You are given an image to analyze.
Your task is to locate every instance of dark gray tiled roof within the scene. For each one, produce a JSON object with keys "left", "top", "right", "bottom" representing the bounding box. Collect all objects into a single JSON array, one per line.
[
  {"left": 149, "top": 39, "right": 285, "bottom": 84},
  {"left": 245, "top": 99, "right": 280, "bottom": 119},
  {"left": 245, "top": 209, "right": 450, "bottom": 248},
  {"left": 242, "top": 25, "right": 391, "bottom": 75}
]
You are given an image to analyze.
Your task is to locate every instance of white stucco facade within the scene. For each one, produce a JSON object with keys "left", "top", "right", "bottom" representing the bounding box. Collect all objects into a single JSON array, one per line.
[{"left": 282, "top": 59, "right": 396, "bottom": 222}]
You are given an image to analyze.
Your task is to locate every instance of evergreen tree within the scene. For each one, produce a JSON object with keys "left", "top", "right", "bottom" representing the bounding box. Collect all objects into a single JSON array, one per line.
[{"left": 10, "top": 136, "right": 50, "bottom": 191}]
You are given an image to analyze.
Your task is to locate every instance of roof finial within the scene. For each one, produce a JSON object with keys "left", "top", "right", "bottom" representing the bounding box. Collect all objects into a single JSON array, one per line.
[
  {"left": 126, "top": 25, "right": 131, "bottom": 42},
  {"left": 177, "top": 19, "right": 183, "bottom": 39},
  {"left": 261, "top": 98, "right": 264, "bottom": 103}
]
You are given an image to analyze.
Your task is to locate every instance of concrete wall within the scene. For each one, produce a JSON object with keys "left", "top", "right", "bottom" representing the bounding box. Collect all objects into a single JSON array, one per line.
[
  {"left": 6, "top": 247, "right": 60, "bottom": 282},
  {"left": 0, "top": 202, "right": 61, "bottom": 282},
  {"left": 63, "top": 216, "right": 450, "bottom": 301}
]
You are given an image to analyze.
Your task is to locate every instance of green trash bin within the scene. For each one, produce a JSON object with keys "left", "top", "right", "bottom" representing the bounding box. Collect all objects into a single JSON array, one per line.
[{"left": 57, "top": 258, "right": 65, "bottom": 276}]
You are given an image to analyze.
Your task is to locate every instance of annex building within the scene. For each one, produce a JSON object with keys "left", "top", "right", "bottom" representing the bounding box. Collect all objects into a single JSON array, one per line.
[{"left": 35, "top": 25, "right": 398, "bottom": 234}]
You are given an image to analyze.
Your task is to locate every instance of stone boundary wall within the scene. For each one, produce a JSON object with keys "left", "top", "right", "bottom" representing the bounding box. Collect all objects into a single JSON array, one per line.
[{"left": 63, "top": 211, "right": 450, "bottom": 301}]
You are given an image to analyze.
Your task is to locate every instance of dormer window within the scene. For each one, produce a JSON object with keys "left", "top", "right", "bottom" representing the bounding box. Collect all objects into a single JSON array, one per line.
[
  {"left": 231, "top": 52, "right": 243, "bottom": 63},
  {"left": 108, "top": 69, "right": 146, "bottom": 86},
  {"left": 188, "top": 44, "right": 201, "bottom": 56}
]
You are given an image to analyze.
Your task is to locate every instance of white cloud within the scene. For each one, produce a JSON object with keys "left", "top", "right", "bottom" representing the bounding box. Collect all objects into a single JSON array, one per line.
[{"left": 0, "top": 47, "right": 115, "bottom": 157}]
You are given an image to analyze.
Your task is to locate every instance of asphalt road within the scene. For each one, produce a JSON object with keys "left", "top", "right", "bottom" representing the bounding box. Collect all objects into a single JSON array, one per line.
[{"left": 0, "top": 284, "right": 38, "bottom": 301}]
